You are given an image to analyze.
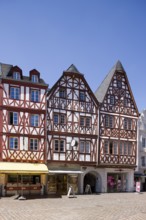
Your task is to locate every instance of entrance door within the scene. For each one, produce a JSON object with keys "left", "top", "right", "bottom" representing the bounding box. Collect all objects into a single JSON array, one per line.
[
  {"left": 57, "top": 174, "right": 67, "bottom": 195},
  {"left": 84, "top": 173, "right": 96, "bottom": 193}
]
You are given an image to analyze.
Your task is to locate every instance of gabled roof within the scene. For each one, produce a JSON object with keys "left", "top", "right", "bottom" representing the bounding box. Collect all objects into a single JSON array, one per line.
[
  {"left": 66, "top": 64, "right": 81, "bottom": 74},
  {"left": 95, "top": 60, "right": 125, "bottom": 103}
]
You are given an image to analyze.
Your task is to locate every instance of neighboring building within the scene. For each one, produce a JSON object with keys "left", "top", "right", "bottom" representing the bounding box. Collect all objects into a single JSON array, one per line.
[
  {"left": 136, "top": 110, "right": 146, "bottom": 191},
  {"left": 0, "top": 63, "right": 48, "bottom": 196},
  {"left": 95, "top": 61, "right": 139, "bottom": 192},
  {"left": 47, "top": 65, "right": 99, "bottom": 194}
]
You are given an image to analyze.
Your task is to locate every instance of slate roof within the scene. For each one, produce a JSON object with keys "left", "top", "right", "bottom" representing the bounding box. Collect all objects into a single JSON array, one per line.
[
  {"left": 94, "top": 60, "right": 125, "bottom": 103},
  {"left": 0, "top": 62, "right": 47, "bottom": 86},
  {"left": 66, "top": 64, "right": 81, "bottom": 74}
]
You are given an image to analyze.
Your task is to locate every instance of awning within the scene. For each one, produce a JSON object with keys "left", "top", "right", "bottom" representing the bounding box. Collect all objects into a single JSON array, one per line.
[
  {"left": 48, "top": 170, "right": 83, "bottom": 174},
  {"left": 0, "top": 162, "right": 48, "bottom": 174}
]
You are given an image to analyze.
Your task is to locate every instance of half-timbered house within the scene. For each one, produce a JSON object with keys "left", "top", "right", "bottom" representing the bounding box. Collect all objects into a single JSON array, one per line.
[
  {"left": 0, "top": 62, "right": 48, "bottom": 196},
  {"left": 47, "top": 65, "right": 99, "bottom": 194},
  {"left": 95, "top": 61, "right": 139, "bottom": 192}
]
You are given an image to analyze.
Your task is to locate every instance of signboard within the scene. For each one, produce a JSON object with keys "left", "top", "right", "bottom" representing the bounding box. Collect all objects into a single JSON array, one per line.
[{"left": 136, "top": 182, "right": 140, "bottom": 193}]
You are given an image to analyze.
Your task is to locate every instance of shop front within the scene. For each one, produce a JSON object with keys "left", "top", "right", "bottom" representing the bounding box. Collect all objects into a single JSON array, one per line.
[
  {"left": 0, "top": 162, "right": 48, "bottom": 196},
  {"left": 47, "top": 170, "right": 83, "bottom": 195},
  {"left": 107, "top": 173, "right": 127, "bottom": 193}
]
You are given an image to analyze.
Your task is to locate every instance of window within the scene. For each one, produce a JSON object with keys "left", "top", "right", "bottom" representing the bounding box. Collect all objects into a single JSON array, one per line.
[
  {"left": 13, "top": 72, "right": 20, "bottom": 80},
  {"left": 104, "top": 140, "right": 108, "bottom": 154},
  {"left": 79, "top": 141, "right": 90, "bottom": 153},
  {"left": 128, "top": 142, "right": 132, "bottom": 155},
  {"left": 120, "top": 142, "right": 123, "bottom": 155},
  {"left": 54, "top": 140, "right": 65, "bottom": 152},
  {"left": 31, "top": 89, "right": 39, "bottom": 102},
  {"left": 9, "top": 112, "right": 18, "bottom": 125},
  {"left": 124, "top": 118, "right": 132, "bottom": 130},
  {"left": 30, "top": 138, "right": 38, "bottom": 151},
  {"left": 31, "top": 75, "right": 38, "bottom": 83},
  {"left": 110, "top": 95, "right": 115, "bottom": 105},
  {"left": 117, "top": 80, "right": 122, "bottom": 88},
  {"left": 79, "top": 91, "right": 85, "bottom": 101},
  {"left": 109, "top": 142, "right": 113, "bottom": 154},
  {"left": 105, "top": 115, "right": 114, "bottom": 128},
  {"left": 80, "top": 116, "right": 91, "bottom": 127},
  {"left": 53, "top": 113, "right": 66, "bottom": 124},
  {"left": 9, "top": 137, "right": 18, "bottom": 150},
  {"left": 141, "top": 156, "right": 145, "bottom": 167},
  {"left": 124, "top": 142, "right": 127, "bottom": 155},
  {"left": 124, "top": 98, "right": 128, "bottom": 107},
  {"left": 10, "top": 87, "right": 20, "bottom": 99},
  {"left": 113, "top": 142, "right": 118, "bottom": 154},
  {"left": 142, "top": 138, "right": 146, "bottom": 148},
  {"left": 59, "top": 88, "right": 66, "bottom": 98},
  {"left": 30, "top": 114, "right": 39, "bottom": 127}
]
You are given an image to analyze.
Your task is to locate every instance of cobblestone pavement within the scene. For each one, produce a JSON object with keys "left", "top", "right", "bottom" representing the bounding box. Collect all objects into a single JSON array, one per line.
[{"left": 0, "top": 193, "right": 146, "bottom": 220}]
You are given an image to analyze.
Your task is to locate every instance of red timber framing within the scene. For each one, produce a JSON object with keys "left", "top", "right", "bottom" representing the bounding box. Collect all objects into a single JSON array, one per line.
[
  {"left": 95, "top": 61, "right": 139, "bottom": 168},
  {"left": 47, "top": 64, "right": 99, "bottom": 166},
  {"left": 0, "top": 64, "right": 48, "bottom": 163}
]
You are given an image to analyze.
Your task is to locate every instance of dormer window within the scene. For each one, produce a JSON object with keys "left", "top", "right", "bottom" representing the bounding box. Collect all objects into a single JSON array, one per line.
[
  {"left": 31, "top": 74, "right": 39, "bottom": 83},
  {"left": 13, "top": 72, "right": 20, "bottom": 80}
]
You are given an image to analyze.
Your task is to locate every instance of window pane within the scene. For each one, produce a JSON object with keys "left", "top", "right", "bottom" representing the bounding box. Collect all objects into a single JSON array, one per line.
[
  {"left": 60, "top": 114, "right": 65, "bottom": 124},
  {"left": 9, "top": 137, "right": 18, "bottom": 149},
  {"left": 110, "top": 96, "right": 115, "bottom": 105},
  {"left": 31, "top": 90, "right": 39, "bottom": 102},
  {"left": 80, "top": 142, "right": 84, "bottom": 153},
  {"left": 120, "top": 142, "right": 123, "bottom": 154},
  {"left": 31, "top": 75, "right": 38, "bottom": 83},
  {"left": 54, "top": 114, "right": 59, "bottom": 124},
  {"left": 142, "top": 138, "right": 146, "bottom": 148},
  {"left": 104, "top": 141, "right": 108, "bottom": 154},
  {"left": 59, "top": 89, "right": 66, "bottom": 98},
  {"left": 13, "top": 72, "right": 20, "bottom": 80},
  {"left": 109, "top": 116, "right": 113, "bottom": 128},
  {"left": 85, "top": 142, "right": 90, "bottom": 153},
  {"left": 86, "top": 118, "right": 91, "bottom": 127},
  {"left": 30, "top": 115, "right": 39, "bottom": 126},
  {"left": 10, "top": 87, "right": 20, "bottom": 99},
  {"left": 128, "top": 142, "right": 132, "bottom": 155},
  {"left": 55, "top": 140, "right": 59, "bottom": 151},
  {"left": 105, "top": 115, "right": 109, "bottom": 127},
  {"left": 79, "top": 91, "right": 85, "bottom": 101},
  {"left": 30, "top": 139, "right": 38, "bottom": 150},
  {"left": 80, "top": 117, "right": 84, "bottom": 126},
  {"left": 60, "top": 141, "right": 64, "bottom": 152},
  {"left": 113, "top": 142, "right": 118, "bottom": 154}
]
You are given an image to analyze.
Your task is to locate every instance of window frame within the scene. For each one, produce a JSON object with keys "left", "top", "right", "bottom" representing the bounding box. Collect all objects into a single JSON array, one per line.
[
  {"left": 10, "top": 86, "right": 20, "bottom": 100},
  {"left": 30, "top": 138, "right": 39, "bottom": 151},
  {"left": 9, "top": 137, "right": 18, "bottom": 150},
  {"left": 105, "top": 115, "right": 114, "bottom": 128},
  {"left": 79, "top": 91, "right": 85, "bottom": 101},
  {"left": 59, "top": 88, "right": 66, "bottom": 98},
  {"left": 31, "top": 74, "right": 39, "bottom": 83},
  {"left": 79, "top": 141, "right": 90, "bottom": 154},
  {"left": 110, "top": 95, "right": 115, "bottom": 105},
  {"left": 54, "top": 139, "right": 65, "bottom": 152},
  {"left": 30, "top": 114, "right": 39, "bottom": 127},
  {"left": 53, "top": 113, "right": 66, "bottom": 125},
  {"left": 13, "top": 72, "right": 20, "bottom": 80},
  {"left": 9, "top": 112, "right": 19, "bottom": 125},
  {"left": 30, "top": 89, "right": 40, "bottom": 102}
]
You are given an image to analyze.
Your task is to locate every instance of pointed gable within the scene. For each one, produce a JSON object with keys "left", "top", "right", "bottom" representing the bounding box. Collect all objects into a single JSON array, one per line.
[
  {"left": 95, "top": 60, "right": 139, "bottom": 116},
  {"left": 66, "top": 64, "right": 81, "bottom": 74}
]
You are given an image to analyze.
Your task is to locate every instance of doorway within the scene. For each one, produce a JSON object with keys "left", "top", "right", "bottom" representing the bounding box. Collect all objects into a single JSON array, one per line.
[{"left": 84, "top": 173, "right": 96, "bottom": 193}]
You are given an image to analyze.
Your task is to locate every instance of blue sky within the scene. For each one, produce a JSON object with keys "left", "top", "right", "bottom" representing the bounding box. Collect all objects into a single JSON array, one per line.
[{"left": 0, "top": 0, "right": 146, "bottom": 112}]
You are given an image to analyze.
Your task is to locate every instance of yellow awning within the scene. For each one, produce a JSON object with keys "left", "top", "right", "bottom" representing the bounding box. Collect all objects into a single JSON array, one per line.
[{"left": 0, "top": 162, "right": 48, "bottom": 174}]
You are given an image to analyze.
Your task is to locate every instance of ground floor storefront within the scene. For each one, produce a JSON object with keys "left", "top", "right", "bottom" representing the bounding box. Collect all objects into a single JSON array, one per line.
[{"left": 0, "top": 162, "right": 48, "bottom": 196}]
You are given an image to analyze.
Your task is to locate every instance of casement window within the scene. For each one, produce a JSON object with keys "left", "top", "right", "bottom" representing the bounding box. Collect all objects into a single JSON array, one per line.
[
  {"left": 79, "top": 91, "right": 85, "bottom": 101},
  {"left": 30, "top": 114, "right": 39, "bottom": 127},
  {"left": 13, "top": 72, "right": 20, "bottom": 80},
  {"left": 141, "top": 156, "right": 145, "bottom": 167},
  {"left": 104, "top": 141, "right": 118, "bottom": 155},
  {"left": 104, "top": 140, "right": 109, "bottom": 154},
  {"left": 30, "top": 138, "right": 39, "bottom": 151},
  {"left": 124, "top": 118, "right": 132, "bottom": 130},
  {"left": 110, "top": 95, "right": 115, "bottom": 105},
  {"left": 53, "top": 113, "right": 66, "bottom": 124},
  {"left": 124, "top": 142, "right": 127, "bottom": 155},
  {"left": 142, "top": 138, "right": 146, "bottom": 148},
  {"left": 119, "top": 142, "right": 123, "bottom": 155},
  {"left": 9, "top": 137, "right": 18, "bottom": 150},
  {"left": 9, "top": 112, "right": 18, "bottom": 125},
  {"left": 124, "top": 98, "right": 128, "bottom": 107},
  {"left": 59, "top": 88, "right": 66, "bottom": 98},
  {"left": 10, "top": 87, "right": 20, "bottom": 100},
  {"left": 80, "top": 116, "right": 91, "bottom": 127},
  {"left": 117, "top": 80, "right": 122, "bottom": 88},
  {"left": 30, "top": 89, "right": 40, "bottom": 102},
  {"left": 105, "top": 115, "right": 114, "bottom": 128},
  {"left": 54, "top": 139, "right": 65, "bottom": 152},
  {"left": 79, "top": 141, "right": 90, "bottom": 153},
  {"left": 128, "top": 142, "right": 132, "bottom": 155},
  {"left": 31, "top": 74, "right": 38, "bottom": 83}
]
